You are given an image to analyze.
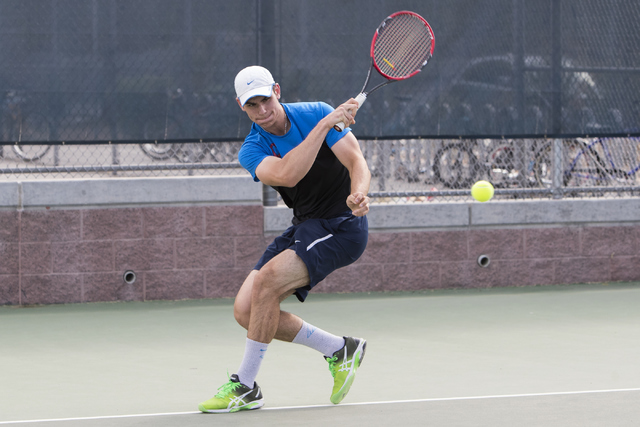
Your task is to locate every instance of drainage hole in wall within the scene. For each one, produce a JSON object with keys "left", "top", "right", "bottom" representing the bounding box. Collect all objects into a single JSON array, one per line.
[{"left": 123, "top": 270, "right": 137, "bottom": 284}]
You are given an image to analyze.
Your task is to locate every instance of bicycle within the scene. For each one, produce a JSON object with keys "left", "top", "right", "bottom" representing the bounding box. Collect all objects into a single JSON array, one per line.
[
  {"left": 432, "top": 140, "right": 482, "bottom": 188},
  {"left": 485, "top": 139, "right": 545, "bottom": 188},
  {"left": 534, "top": 136, "right": 640, "bottom": 188},
  {"left": 433, "top": 138, "right": 582, "bottom": 190},
  {"left": 141, "top": 89, "right": 238, "bottom": 163},
  {"left": 1, "top": 91, "right": 52, "bottom": 161}
]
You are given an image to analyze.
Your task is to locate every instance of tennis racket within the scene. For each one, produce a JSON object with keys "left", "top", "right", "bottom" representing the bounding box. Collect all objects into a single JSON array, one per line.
[{"left": 334, "top": 11, "right": 435, "bottom": 132}]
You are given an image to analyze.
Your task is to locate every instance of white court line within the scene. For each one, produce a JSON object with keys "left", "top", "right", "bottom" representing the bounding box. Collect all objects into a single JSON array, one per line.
[{"left": 2, "top": 387, "right": 640, "bottom": 425}]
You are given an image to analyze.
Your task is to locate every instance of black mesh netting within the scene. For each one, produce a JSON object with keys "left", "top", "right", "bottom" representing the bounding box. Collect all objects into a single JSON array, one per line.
[{"left": 1, "top": 0, "right": 638, "bottom": 143}]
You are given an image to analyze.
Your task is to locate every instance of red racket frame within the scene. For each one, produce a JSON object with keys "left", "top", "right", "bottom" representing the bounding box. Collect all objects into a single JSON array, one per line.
[{"left": 370, "top": 10, "right": 435, "bottom": 81}]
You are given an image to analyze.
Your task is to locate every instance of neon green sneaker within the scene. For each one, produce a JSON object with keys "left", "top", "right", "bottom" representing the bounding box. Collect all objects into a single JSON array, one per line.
[
  {"left": 325, "top": 336, "right": 366, "bottom": 404},
  {"left": 198, "top": 374, "right": 264, "bottom": 413}
]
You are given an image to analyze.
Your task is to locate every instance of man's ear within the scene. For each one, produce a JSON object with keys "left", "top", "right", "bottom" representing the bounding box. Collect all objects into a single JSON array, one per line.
[
  {"left": 274, "top": 83, "right": 281, "bottom": 100},
  {"left": 236, "top": 98, "right": 243, "bottom": 109}
]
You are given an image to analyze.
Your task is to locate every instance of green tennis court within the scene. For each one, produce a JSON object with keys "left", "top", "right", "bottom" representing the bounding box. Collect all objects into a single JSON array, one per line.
[{"left": 2, "top": 282, "right": 639, "bottom": 426}]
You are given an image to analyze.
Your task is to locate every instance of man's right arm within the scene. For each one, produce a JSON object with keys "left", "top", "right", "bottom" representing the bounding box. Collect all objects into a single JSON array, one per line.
[{"left": 255, "top": 100, "right": 359, "bottom": 188}]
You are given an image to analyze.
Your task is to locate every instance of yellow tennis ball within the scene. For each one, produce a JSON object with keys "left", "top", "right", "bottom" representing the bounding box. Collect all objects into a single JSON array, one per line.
[{"left": 471, "top": 180, "right": 494, "bottom": 202}]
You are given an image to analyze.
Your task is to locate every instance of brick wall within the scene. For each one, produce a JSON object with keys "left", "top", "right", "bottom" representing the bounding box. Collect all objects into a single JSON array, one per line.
[
  {"left": 0, "top": 205, "right": 268, "bottom": 305},
  {"left": 321, "top": 225, "right": 640, "bottom": 295},
  {"left": 1, "top": 204, "right": 639, "bottom": 306}
]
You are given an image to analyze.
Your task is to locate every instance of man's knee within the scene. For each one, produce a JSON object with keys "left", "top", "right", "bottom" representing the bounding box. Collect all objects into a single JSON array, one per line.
[
  {"left": 234, "top": 300, "right": 250, "bottom": 330},
  {"left": 250, "top": 266, "right": 279, "bottom": 297},
  {"left": 234, "top": 289, "right": 251, "bottom": 330},
  {"left": 233, "top": 270, "right": 277, "bottom": 328}
]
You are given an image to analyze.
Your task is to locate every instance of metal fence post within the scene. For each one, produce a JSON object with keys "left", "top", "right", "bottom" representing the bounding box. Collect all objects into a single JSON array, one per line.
[
  {"left": 551, "top": 0, "right": 562, "bottom": 136},
  {"left": 263, "top": 184, "right": 278, "bottom": 207},
  {"left": 258, "top": 1, "right": 278, "bottom": 208},
  {"left": 552, "top": 138, "right": 563, "bottom": 199}
]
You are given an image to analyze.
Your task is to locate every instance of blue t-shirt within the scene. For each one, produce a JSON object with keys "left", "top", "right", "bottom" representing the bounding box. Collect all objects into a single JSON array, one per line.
[{"left": 238, "top": 102, "right": 353, "bottom": 224}]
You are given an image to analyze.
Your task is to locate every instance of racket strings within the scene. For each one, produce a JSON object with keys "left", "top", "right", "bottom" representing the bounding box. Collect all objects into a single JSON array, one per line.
[
  {"left": 378, "top": 19, "right": 431, "bottom": 74},
  {"left": 374, "top": 14, "right": 433, "bottom": 79}
]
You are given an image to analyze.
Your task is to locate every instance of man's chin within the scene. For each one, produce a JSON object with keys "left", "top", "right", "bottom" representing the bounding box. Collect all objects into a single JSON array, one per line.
[{"left": 256, "top": 116, "right": 275, "bottom": 128}]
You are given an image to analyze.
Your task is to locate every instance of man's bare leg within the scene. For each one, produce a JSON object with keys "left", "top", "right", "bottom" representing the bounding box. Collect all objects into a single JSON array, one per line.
[
  {"left": 200, "top": 251, "right": 364, "bottom": 412},
  {"left": 234, "top": 249, "right": 307, "bottom": 343},
  {"left": 234, "top": 250, "right": 345, "bottom": 351},
  {"left": 233, "top": 249, "right": 345, "bottom": 385}
]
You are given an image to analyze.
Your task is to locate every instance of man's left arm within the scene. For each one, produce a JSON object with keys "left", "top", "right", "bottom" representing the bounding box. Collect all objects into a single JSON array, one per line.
[{"left": 331, "top": 132, "right": 371, "bottom": 217}]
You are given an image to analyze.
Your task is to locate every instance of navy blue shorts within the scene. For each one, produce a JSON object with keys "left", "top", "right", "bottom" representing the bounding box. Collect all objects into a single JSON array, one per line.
[{"left": 254, "top": 212, "right": 368, "bottom": 302}]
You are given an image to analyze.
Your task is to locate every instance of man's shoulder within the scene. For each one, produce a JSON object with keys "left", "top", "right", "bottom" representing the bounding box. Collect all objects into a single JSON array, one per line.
[
  {"left": 285, "top": 101, "right": 332, "bottom": 116},
  {"left": 239, "top": 125, "right": 269, "bottom": 155}
]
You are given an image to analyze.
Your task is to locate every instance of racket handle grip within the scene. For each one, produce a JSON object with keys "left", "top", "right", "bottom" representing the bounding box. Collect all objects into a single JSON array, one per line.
[{"left": 333, "top": 93, "right": 368, "bottom": 132}]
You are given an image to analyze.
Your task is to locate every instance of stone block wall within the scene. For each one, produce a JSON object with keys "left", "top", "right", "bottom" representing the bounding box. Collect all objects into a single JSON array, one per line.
[
  {"left": 320, "top": 225, "right": 640, "bottom": 295},
  {"left": 0, "top": 206, "right": 268, "bottom": 305},
  {"left": 1, "top": 177, "right": 639, "bottom": 306}
]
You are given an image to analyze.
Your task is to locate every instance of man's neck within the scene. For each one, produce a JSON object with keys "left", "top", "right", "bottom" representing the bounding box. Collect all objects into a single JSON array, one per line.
[{"left": 263, "top": 105, "right": 289, "bottom": 136}]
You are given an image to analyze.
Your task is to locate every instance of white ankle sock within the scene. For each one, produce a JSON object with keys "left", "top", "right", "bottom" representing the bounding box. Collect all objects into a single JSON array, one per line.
[
  {"left": 236, "top": 338, "right": 268, "bottom": 387},
  {"left": 292, "top": 321, "right": 345, "bottom": 358}
]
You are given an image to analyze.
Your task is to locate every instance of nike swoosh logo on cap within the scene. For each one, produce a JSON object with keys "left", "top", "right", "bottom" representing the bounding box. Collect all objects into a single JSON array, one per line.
[{"left": 247, "top": 80, "right": 255, "bottom": 85}]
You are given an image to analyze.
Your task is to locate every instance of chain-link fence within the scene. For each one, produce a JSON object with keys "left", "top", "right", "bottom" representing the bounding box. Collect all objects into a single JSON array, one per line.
[
  {"left": 365, "top": 136, "right": 640, "bottom": 202},
  {"left": 0, "top": 140, "right": 244, "bottom": 180},
  {"left": 2, "top": 137, "right": 638, "bottom": 203},
  {"left": 1, "top": 0, "right": 639, "bottom": 203}
]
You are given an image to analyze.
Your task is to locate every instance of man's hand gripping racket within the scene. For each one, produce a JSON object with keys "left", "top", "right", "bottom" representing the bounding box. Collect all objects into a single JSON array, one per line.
[{"left": 334, "top": 11, "right": 435, "bottom": 132}]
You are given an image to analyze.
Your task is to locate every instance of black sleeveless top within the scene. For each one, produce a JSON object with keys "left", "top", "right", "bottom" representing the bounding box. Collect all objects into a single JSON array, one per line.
[{"left": 273, "top": 140, "right": 351, "bottom": 225}]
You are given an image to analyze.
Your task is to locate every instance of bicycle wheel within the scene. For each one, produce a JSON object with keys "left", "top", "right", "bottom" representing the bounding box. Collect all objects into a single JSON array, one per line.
[
  {"left": 487, "top": 144, "right": 516, "bottom": 188},
  {"left": 487, "top": 141, "right": 538, "bottom": 188},
  {"left": 534, "top": 140, "right": 606, "bottom": 188},
  {"left": 594, "top": 137, "right": 638, "bottom": 185},
  {"left": 141, "top": 115, "right": 182, "bottom": 160},
  {"left": 172, "top": 142, "right": 208, "bottom": 163},
  {"left": 565, "top": 141, "right": 608, "bottom": 186},
  {"left": 433, "top": 142, "right": 480, "bottom": 189},
  {"left": 208, "top": 141, "right": 240, "bottom": 162},
  {"left": 12, "top": 113, "right": 52, "bottom": 161}
]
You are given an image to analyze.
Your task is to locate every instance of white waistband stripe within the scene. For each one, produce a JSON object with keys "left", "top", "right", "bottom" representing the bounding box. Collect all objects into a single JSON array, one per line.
[{"left": 306, "top": 234, "right": 333, "bottom": 251}]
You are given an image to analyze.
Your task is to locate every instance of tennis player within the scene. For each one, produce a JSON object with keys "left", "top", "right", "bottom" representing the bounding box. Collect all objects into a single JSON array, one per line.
[{"left": 198, "top": 66, "right": 370, "bottom": 413}]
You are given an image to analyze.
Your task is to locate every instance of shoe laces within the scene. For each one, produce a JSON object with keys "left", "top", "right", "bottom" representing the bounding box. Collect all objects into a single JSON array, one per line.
[
  {"left": 215, "top": 377, "right": 241, "bottom": 398},
  {"left": 326, "top": 356, "right": 338, "bottom": 378}
]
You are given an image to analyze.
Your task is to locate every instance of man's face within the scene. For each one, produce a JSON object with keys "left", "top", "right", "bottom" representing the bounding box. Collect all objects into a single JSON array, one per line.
[{"left": 238, "top": 84, "right": 282, "bottom": 128}]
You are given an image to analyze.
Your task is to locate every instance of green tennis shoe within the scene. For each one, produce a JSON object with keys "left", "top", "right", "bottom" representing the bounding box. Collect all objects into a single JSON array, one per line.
[
  {"left": 325, "top": 336, "right": 367, "bottom": 404},
  {"left": 198, "top": 374, "right": 264, "bottom": 413}
]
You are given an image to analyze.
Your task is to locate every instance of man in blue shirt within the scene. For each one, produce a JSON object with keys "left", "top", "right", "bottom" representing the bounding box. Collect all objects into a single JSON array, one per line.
[{"left": 199, "top": 66, "right": 371, "bottom": 413}]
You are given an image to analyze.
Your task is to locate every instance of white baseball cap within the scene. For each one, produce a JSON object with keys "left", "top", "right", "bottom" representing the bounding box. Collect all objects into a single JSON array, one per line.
[{"left": 234, "top": 66, "right": 275, "bottom": 106}]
